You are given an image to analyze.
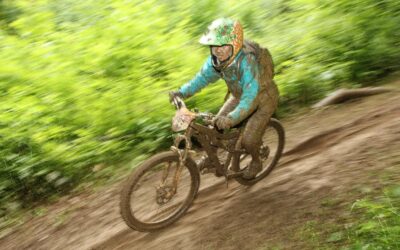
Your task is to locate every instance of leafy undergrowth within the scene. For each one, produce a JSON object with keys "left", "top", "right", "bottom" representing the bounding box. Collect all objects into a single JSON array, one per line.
[
  {"left": 287, "top": 184, "right": 400, "bottom": 250},
  {"left": 0, "top": 152, "right": 145, "bottom": 235},
  {"left": 345, "top": 185, "right": 400, "bottom": 250}
]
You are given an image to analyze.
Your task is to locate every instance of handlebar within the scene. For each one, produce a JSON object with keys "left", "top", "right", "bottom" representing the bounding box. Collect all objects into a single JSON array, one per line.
[
  {"left": 196, "top": 112, "right": 215, "bottom": 126},
  {"left": 171, "top": 96, "right": 215, "bottom": 125}
]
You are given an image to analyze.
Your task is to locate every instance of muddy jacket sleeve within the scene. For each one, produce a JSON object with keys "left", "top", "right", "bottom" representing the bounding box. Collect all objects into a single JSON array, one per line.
[
  {"left": 178, "top": 56, "right": 220, "bottom": 98},
  {"left": 228, "top": 55, "right": 260, "bottom": 125}
]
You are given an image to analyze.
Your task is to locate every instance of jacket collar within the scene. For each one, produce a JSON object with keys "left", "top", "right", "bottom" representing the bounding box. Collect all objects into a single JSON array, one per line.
[{"left": 212, "top": 49, "right": 244, "bottom": 72}]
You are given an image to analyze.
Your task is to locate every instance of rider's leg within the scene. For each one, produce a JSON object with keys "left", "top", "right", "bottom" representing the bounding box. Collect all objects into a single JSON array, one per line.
[{"left": 242, "top": 92, "right": 278, "bottom": 179}]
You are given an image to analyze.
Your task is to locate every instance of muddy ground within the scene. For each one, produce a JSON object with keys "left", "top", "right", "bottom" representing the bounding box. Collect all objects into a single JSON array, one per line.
[{"left": 1, "top": 78, "right": 399, "bottom": 250}]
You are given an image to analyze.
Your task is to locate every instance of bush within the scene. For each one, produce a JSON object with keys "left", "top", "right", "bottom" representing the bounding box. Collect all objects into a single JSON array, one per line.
[{"left": 345, "top": 186, "right": 400, "bottom": 249}]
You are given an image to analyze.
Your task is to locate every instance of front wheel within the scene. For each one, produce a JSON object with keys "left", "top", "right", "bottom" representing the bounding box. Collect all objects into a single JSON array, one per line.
[
  {"left": 120, "top": 151, "right": 200, "bottom": 231},
  {"left": 235, "top": 118, "right": 285, "bottom": 186}
]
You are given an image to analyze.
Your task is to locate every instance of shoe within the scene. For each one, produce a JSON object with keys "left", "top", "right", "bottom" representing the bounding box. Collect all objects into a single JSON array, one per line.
[{"left": 242, "top": 158, "right": 262, "bottom": 179}]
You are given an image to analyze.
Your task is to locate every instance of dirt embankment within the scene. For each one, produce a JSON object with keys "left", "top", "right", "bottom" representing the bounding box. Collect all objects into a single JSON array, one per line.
[{"left": 1, "top": 79, "right": 400, "bottom": 250}]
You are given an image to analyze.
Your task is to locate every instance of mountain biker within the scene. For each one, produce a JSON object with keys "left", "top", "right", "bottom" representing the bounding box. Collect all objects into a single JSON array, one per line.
[{"left": 169, "top": 18, "right": 279, "bottom": 179}]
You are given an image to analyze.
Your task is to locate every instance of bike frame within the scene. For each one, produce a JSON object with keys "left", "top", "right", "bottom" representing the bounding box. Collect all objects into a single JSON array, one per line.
[{"left": 174, "top": 120, "right": 246, "bottom": 178}]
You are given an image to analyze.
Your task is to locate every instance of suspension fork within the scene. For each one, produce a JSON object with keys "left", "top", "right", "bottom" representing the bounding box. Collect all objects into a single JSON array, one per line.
[{"left": 168, "top": 127, "right": 194, "bottom": 193}]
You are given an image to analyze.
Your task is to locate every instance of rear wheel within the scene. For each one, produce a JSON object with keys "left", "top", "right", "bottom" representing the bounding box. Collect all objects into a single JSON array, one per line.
[
  {"left": 235, "top": 118, "right": 285, "bottom": 186},
  {"left": 120, "top": 151, "right": 200, "bottom": 231}
]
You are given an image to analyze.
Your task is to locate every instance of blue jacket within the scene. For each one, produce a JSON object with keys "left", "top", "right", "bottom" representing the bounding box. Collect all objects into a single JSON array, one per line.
[{"left": 178, "top": 50, "right": 260, "bottom": 124}]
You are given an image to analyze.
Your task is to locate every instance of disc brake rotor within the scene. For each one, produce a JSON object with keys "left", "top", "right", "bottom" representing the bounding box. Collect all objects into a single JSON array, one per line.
[
  {"left": 260, "top": 145, "right": 270, "bottom": 160},
  {"left": 156, "top": 185, "right": 176, "bottom": 205}
]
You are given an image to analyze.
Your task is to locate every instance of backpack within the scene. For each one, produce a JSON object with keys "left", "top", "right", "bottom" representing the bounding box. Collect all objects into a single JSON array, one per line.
[
  {"left": 240, "top": 39, "right": 274, "bottom": 85},
  {"left": 224, "top": 40, "right": 275, "bottom": 101}
]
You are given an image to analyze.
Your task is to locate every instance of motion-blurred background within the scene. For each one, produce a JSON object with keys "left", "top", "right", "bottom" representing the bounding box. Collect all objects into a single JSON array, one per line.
[{"left": 0, "top": 0, "right": 399, "bottom": 218}]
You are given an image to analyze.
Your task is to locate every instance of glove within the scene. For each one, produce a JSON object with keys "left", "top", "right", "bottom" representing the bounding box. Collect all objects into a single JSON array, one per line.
[
  {"left": 213, "top": 115, "right": 233, "bottom": 130},
  {"left": 169, "top": 90, "right": 183, "bottom": 103}
]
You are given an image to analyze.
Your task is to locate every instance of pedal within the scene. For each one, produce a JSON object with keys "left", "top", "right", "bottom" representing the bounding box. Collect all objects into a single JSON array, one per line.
[{"left": 226, "top": 169, "right": 245, "bottom": 179}]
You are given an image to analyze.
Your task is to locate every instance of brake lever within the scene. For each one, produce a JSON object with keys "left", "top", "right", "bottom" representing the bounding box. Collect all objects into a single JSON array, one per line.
[{"left": 173, "top": 96, "right": 184, "bottom": 110}]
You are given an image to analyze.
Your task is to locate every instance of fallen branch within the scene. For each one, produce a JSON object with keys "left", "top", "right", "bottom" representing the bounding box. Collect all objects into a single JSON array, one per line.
[{"left": 312, "top": 87, "right": 392, "bottom": 108}]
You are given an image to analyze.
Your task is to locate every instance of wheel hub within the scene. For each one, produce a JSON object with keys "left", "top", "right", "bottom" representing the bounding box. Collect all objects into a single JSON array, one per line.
[
  {"left": 260, "top": 145, "right": 270, "bottom": 160},
  {"left": 156, "top": 185, "right": 176, "bottom": 205}
]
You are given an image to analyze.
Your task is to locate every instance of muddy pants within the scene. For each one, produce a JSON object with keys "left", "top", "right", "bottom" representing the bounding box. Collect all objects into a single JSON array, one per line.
[{"left": 217, "top": 83, "right": 279, "bottom": 161}]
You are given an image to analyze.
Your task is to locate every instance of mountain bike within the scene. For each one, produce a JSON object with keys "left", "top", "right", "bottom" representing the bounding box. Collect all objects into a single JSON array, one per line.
[{"left": 120, "top": 96, "right": 285, "bottom": 231}]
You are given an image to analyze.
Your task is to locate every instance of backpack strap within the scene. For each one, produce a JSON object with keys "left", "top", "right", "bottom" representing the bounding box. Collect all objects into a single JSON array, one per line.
[{"left": 224, "top": 51, "right": 246, "bottom": 102}]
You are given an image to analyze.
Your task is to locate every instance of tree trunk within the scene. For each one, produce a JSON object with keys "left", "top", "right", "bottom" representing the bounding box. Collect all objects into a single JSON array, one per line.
[{"left": 312, "top": 87, "right": 392, "bottom": 108}]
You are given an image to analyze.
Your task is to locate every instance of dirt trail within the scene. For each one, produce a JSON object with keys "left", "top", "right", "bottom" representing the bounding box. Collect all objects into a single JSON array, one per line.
[{"left": 1, "top": 79, "right": 400, "bottom": 250}]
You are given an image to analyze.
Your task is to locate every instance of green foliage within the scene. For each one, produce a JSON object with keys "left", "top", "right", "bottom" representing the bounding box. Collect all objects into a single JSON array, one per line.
[
  {"left": 0, "top": 0, "right": 399, "bottom": 212},
  {"left": 345, "top": 186, "right": 400, "bottom": 249},
  {"left": 290, "top": 186, "right": 400, "bottom": 249}
]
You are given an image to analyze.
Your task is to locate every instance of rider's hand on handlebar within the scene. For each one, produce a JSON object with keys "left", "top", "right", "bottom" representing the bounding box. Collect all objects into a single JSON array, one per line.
[
  {"left": 169, "top": 91, "right": 183, "bottom": 104},
  {"left": 213, "top": 115, "right": 233, "bottom": 130}
]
